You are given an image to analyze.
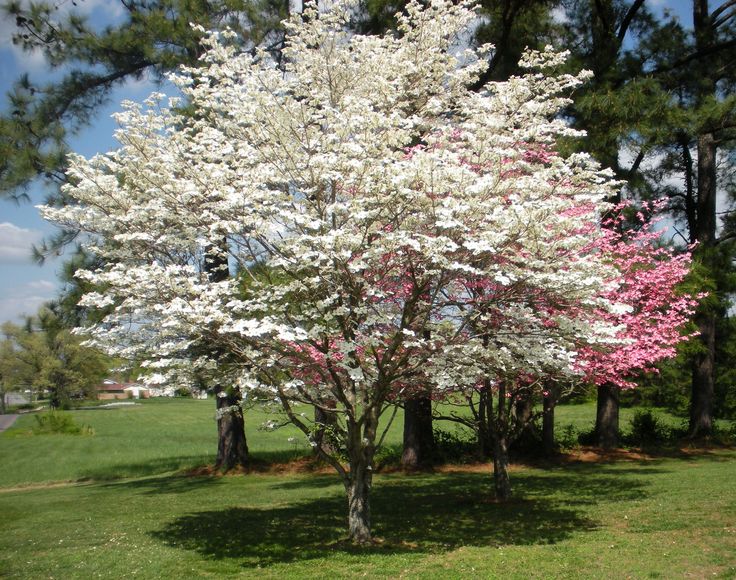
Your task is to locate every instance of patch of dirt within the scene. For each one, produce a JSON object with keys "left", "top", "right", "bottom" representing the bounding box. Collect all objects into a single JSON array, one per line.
[{"left": 558, "top": 445, "right": 733, "bottom": 464}]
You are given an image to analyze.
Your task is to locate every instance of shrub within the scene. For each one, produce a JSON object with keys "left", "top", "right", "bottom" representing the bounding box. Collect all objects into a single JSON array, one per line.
[
  {"left": 433, "top": 427, "right": 478, "bottom": 464},
  {"left": 624, "top": 409, "right": 669, "bottom": 446},
  {"left": 32, "top": 412, "right": 94, "bottom": 436}
]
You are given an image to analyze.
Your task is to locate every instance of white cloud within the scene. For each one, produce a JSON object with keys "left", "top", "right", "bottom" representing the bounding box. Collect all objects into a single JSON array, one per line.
[
  {"left": 0, "top": 222, "right": 42, "bottom": 264},
  {"left": 0, "top": 279, "right": 57, "bottom": 323}
]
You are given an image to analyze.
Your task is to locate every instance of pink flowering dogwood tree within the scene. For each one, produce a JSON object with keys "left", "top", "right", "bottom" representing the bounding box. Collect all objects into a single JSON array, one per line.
[{"left": 44, "top": 0, "right": 639, "bottom": 542}]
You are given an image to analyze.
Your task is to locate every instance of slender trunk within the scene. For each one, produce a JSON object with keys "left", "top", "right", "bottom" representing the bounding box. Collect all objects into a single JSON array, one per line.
[
  {"left": 0, "top": 389, "right": 6, "bottom": 414},
  {"left": 477, "top": 383, "right": 493, "bottom": 458},
  {"left": 313, "top": 402, "right": 338, "bottom": 456},
  {"left": 215, "top": 386, "right": 249, "bottom": 470},
  {"left": 595, "top": 383, "right": 620, "bottom": 449},
  {"left": 491, "top": 381, "right": 512, "bottom": 500},
  {"left": 493, "top": 435, "right": 511, "bottom": 500},
  {"left": 542, "top": 393, "right": 555, "bottom": 456},
  {"left": 401, "top": 397, "right": 435, "bottom": 470}
]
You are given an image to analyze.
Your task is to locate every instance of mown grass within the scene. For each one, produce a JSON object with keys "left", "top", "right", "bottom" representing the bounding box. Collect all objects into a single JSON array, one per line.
[
  {"left": 0, "top": 398, "right": 730, "bottom": 487},
  {"left": 1, "top": 399, "right": 734, "bottom": 578}
]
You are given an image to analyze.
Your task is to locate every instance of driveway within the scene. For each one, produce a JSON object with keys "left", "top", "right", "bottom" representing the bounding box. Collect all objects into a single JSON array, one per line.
[{"left": 0, "top": 414, "right": 19, "bottom": 433}]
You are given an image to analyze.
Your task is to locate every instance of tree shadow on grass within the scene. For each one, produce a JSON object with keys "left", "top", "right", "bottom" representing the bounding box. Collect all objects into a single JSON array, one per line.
[
  {"left": 100, "top": 471, "right": 225, "bottom": 495},
  {"left": 80, "top": 455, "right": 213, "bottom": 482},
  {"left": 150, "top": 467, "right": 653, "bottom": 569}
]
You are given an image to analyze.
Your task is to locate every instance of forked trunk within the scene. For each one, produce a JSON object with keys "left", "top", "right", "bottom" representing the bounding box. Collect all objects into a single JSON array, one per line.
[
  {"left": 215, "top": 387, "right": 249, "bottom": 470},
  {"left": 493, "top": 435, "right": 511, "bottom": 501},
  {"left": 595, "top": 383, "right": 619, "bottom": 449}
]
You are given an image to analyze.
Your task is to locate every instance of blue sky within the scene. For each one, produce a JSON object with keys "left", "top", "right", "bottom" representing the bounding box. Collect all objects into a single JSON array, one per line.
[
  {"left": 0, "top": 0, "right": 156, "bottom": 324},
  {"left": 0, "top": 0, "right": 699, "bottom": 324}
]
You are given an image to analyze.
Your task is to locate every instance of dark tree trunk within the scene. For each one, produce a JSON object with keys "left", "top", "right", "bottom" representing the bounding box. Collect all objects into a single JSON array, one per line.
[
  {"left": 214, "top": 386, "right": 249, "bottom": 470},
  {"left": 401, "top": 397, "right": 435, "bottom": 470},
  {"left": 689, "top": 131, "right": 718, "bottom": 436},
  {"left": 595, "top": 383, "right": 620, "bottom": 449},
  {"left": 477, "top": 383, "right": 493, "bottom": 458},
  {"left": 512, "top": 393, "right": 537, "bottom": 454},
  {"left": 690, "top": 309, "right": 716, "bottom": 436},
  {"left": 687, "top": 1, "right": 719, "bottom": 437},
  {"left": 542, "top": 393, "right": 556, "bottom": 456},
  {"left": 205, "top": 239, "right": 249, "bottom": 470},
  {"left": 491, "top": 381, "right": 512, "bottom": 500},
  {"left": 0, "top": 389, "right": 6, "bottom": 414},
  {"left": 493, "top": 435, "right": 511, "bottom": 501}
]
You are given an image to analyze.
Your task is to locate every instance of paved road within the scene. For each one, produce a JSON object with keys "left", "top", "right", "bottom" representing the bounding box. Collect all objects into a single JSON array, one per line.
[{"left": 0, "top": 414, "right": 19, "bottom": 433}]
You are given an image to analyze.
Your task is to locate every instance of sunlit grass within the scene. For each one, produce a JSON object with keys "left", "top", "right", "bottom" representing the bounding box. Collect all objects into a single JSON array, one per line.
[{"left": 1, "top": 398, "right": 734, "bottom": 577}]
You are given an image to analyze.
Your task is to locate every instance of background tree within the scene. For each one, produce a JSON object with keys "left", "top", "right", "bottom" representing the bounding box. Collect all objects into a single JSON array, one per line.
[
  {"left": 1, "top": 0, "right": 293, "bottom": 463},
  {"left": 0, "top": 309, "right": 108, "bottom": 409}
]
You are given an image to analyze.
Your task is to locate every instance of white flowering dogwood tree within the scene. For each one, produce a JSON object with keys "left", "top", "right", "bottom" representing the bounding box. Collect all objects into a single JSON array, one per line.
[{"left": 44, "top": 0, "right": 630, "bottom": 543}]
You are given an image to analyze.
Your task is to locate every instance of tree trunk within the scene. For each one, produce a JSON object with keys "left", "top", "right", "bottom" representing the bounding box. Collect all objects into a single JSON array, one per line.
[
  {"left": 215, "top": 386, "right": 249, "bottom": 470},
  {"left": 690, "top": 308, "right": 716, "bottom": 436},
  {"left": 313, "top": 402, "right": 338, "bottom": 456},
  {"left": 346, "top": 465, "right": 372, "bottom": 544},
  {"left": 542, "top": 393, "right": 555, "bottom": 456},
  {"left": 401, "top": 397, "right": 435, "bottom": 470},
  {"left": 493, "top": 435, "right": 511, "bottom": 500},
  {"left": 0, "top": 389, "right": 6, "bottom": 414},
  {"left": 205, "top": 240, "right": 249, "bottom": 470},
  {"left": 477, "top": 384, "right": 493, "bottom": 458},
  {"left": 595, "top": 383, "right": 620, "bottom": 449},
  {"left": 512, "top": 393, "right": 537, "bottom": 454},
  {"left": 689, "top": 131, "right": 718, "bottom": 437}
]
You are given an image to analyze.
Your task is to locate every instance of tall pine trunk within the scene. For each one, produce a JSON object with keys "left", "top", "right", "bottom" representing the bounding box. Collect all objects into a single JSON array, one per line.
[
  {"left": 401, "top": 397, "right": 435, "bottom": 470},
  {"left": 688, "top": 1, "right": 718, "bottom": 437},
  {"left": 595, "top": 383, "right": 620, "bottom": 449},
  {"left": 689, "top": 128, "right": 718, "bottom": 436}
]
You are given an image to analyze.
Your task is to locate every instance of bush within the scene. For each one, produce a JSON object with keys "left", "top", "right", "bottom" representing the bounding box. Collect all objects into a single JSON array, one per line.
[
  {"left": 557, "top": 424, "right": 582, "bottom": 450},
  {"left": 624, "top": 410, "right": 669, "bottom": 446},
  {"left": 32, "top": 412, "right": 94, "bottom": 436},
  {"left": 433, "top": 427, "right": 478, "bottom": 464}
]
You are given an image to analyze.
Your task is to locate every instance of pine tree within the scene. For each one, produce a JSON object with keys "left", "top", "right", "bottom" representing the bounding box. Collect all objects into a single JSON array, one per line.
[{"left": 0, "top": 0, "right": 288, "bottom": 466}]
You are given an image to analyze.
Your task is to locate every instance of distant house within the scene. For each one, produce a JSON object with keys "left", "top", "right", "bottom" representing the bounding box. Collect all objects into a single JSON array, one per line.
[{"left": 96, "top": 380, "right": 150, "bottom": 400}]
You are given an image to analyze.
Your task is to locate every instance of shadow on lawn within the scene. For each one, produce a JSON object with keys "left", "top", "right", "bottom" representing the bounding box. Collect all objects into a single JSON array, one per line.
[
  {"left": 149, "top": 467, "right": 653, "bottom": 568},
  {"left": 81, "top": 455, "right": 213, "bottom": 482}
]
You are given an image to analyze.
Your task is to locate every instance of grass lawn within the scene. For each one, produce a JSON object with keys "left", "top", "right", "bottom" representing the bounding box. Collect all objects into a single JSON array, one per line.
[{"left": 1, "top": 399, "right": 735, "bottom": 578}]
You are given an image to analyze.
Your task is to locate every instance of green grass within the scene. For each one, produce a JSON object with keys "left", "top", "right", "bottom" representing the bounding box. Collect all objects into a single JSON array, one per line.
[{"left": 1, "top": 399, "right": 735, "bottom": 578}]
